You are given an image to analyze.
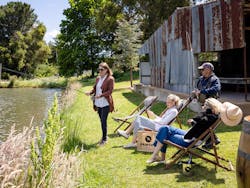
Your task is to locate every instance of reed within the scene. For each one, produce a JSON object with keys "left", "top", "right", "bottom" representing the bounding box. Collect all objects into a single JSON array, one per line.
[{"left": 0, "top": 81, "right": 84, "bottom": 187}]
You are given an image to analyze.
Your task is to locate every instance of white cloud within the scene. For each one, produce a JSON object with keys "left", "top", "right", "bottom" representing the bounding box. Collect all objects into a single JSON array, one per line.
[{"left": 44, "top": 29, "right": 60, "bottom": 43}]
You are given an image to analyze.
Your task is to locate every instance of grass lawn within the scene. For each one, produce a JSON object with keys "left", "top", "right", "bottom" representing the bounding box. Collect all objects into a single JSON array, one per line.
[{"left": 61, "top": 78, "right": 241, "bottom": 188}]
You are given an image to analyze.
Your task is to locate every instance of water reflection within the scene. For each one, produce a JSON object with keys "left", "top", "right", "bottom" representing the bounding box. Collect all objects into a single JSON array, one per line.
[{"left": 0, "top": 88, "right": 61, "bottom": 141}]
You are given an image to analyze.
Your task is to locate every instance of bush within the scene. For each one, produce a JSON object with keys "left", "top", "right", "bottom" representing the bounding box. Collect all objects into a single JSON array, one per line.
[{"left": 34, "top": 64, "right": 58, "bottom": 78}]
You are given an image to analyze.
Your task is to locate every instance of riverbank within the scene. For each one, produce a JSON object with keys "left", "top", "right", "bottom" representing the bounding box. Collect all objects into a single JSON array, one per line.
[
  {"left": 0, "top": 76, "right": 75, "bottom": 88},
  {"left": 0, "top": 81, "right": 84, "bottom": 187}
]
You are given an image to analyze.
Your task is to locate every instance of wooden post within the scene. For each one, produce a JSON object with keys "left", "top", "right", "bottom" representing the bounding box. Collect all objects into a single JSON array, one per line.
[
  {"left": 0, "top": 63, "right": 2, "bottom": 80},
  {"left": 130, "top": 66, "right": 133, "bottom": 87}
]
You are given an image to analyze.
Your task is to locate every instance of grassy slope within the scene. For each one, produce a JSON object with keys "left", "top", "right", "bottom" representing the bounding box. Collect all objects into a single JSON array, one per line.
[{"left": 62, "top": 78, "right": 241, "bottom": 188}]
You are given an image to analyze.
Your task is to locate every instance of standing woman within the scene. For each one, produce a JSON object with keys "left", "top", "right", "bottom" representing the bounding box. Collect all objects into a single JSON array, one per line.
[{"left": 85, "top": 62, "right": 115, "bottom": 146}]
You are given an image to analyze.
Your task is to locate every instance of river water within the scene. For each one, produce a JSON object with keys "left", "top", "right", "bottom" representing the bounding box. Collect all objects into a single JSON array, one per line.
[{"left": 0, "top": 88, "right": 61, "bottom": 141}]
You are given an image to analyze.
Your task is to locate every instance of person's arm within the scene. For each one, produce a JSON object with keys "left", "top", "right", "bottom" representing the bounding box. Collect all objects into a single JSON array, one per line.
[
  {"left": 146, "top": 110, "right": 158, "bottom": 119},
  {"left": 85, "top": 78, "right": 98, "bottom": 96},
  {"left": 200, "top": 76, "right": 221, "bottom": 95},
  {"left": 153, "top": 109, "right": 178, "bottom": 125}
]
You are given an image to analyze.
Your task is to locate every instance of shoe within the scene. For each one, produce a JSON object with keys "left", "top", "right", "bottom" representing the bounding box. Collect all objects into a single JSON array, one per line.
[
  {"left": 98, "top": 140, "right": 107, "bottom": 146},
  {"left": 146, "top": 156, "right": 164, "bottom": 164},
  {"left": 123, "top": 142, "right": 136, "bottom": 149},
  {"left": 117, "top": 130, "right": 130, "bottom": 139},
  {"left": 202, "top": 139, "right": 220, "bottom": 150}
]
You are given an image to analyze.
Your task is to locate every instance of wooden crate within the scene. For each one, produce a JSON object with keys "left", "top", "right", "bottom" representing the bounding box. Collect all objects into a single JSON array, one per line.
[{"left": 137, "top": 130, "right": 157, "bottom": 152}]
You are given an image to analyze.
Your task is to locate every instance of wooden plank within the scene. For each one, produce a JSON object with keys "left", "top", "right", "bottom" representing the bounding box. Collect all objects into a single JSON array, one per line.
[{"left": 219, "top": 77, "right": 250, "bottom": 84}]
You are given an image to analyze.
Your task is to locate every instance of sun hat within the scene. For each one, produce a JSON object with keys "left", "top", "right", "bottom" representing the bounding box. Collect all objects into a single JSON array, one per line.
[
  {"left": 198, "top": 62, "right": 214, "bottom": 71},
  {"left": 205, "top": 98, "right": 222, "bottom": 115},
  {"left": 220, "top": 102, "right": 243, "bottom": 126}
]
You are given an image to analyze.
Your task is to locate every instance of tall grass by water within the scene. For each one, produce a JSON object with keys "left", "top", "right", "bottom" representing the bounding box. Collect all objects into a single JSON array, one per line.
[{"left": 0, "top": 81, "right": 84, "bottom": 187}]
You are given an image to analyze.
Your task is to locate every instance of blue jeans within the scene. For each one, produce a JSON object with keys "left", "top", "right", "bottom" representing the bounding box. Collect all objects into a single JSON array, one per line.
[
  {"left": 97, "top": 106, "right": 110, "bottom": 142},
  {"left": 154, "top": 126, "right": 191, "bottom": 153}
]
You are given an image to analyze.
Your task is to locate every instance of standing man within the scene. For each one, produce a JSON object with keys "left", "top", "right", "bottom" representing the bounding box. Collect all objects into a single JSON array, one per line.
[
  {"left": 193, "top": 62, "right": 221, "bottom": 103},
  {"left": 193, "top": 62, "right": 221, "bottom": 149}
]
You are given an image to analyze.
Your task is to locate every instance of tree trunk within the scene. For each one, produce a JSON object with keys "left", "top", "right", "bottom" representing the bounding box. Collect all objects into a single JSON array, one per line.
[{"left": 130, "top": 67, "right": 133, "bottom": 87}]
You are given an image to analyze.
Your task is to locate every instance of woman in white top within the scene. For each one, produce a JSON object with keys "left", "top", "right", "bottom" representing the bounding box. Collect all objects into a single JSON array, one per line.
[
  {"left": 85, "top": 62, "right": 114, "bottom": 146},
  {"left": 118, "top": 94, "right": 180, "bottom": 148}
]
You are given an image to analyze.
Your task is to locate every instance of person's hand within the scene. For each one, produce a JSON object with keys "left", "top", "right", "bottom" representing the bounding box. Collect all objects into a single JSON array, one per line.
[
  {"left": 192, "top": 89, "right": 200, "bottom": 98},
  {"left": 95, "top": 95, "right": 101, "bottom": 99},
  {"left": 85, "top": 91, "right": 91, "bottom": 96},
  {"left": 146, "top": 110, "right": 155, "bottom": 118},
  {"left": 187, "top": 119, "right": 194, "bottom": 125}
]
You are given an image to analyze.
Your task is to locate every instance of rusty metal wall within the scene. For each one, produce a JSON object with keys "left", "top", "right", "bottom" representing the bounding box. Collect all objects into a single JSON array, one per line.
[{"left": 139, "top": 0, "right": 245, "bottom": 94}]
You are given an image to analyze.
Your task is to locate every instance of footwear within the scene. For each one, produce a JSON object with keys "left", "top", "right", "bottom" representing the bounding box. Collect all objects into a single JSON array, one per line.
[
  {"left": 123, "top": 142, "right": 136, "bottom": 149},
  {"left": 117, "top": 130, "right": 130, "bottom": 139},
  {"left": 146, "top": 156, "right": 163, "bottom": 164},
  {"left": 202, "top": 139, "right": 220, "bottom": 150},
  {"left": 98, "top": 140, "right": 107, "bottom": 146}
]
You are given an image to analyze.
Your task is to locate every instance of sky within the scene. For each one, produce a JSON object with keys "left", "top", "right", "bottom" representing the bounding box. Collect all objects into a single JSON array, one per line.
[{"left": 0, "top": 0, "right": 70, "bottom": 43}]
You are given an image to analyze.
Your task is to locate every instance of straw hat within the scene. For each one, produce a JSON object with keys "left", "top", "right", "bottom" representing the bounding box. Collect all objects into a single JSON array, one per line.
[
  {"left": 220, "top": 102, "right": 243, "bottom": 126},
  {"left": 205, "top": 98, "right": 222, "bottom": 115}
]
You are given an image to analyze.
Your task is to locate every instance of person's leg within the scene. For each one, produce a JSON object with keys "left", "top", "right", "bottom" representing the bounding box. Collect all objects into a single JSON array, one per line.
[
  {"left": 98, "top": 106, "right": 110, "bottom": 142},
  {"left": 146, "top": 141, "right": 163, "bottom": 163},
  {"left": 133, "top": 116, "right": 154, "bottom": 134},
  {"left": 130, "top": 116, "right": 155, "bottom": 144},
  {"left": 125, "top": 122, "right": 134, "bottom": 134},
  {"left": 202, "top": 133, "right": 220, "bottom": 149},
  {"left": 146, "top": 126, "right": 172, "bottom": 163}
]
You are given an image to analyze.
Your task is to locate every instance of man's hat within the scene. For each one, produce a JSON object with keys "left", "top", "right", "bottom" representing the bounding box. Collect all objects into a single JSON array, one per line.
[
  {"left": 220, "top": 102, "right": 243, "bottom": 126},
  {"left": 198, "top": 62, "right": 214, "bottom": 71}
]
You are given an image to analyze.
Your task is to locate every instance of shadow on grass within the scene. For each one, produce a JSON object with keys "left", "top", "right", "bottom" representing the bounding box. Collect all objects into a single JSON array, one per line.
[
  {"left": 108, "top": 133, "right": 120, "bottom": 138},
  {"left": 143, "top": 163, "right": 225, "bottom": 185},
  {"left": 63, "top": 137, "right": 98, "bottom": 153}
]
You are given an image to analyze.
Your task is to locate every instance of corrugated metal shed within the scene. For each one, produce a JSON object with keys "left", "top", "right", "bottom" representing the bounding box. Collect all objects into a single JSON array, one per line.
[{"left": 139, "top": 0, "right": 245, "bottom": 94}]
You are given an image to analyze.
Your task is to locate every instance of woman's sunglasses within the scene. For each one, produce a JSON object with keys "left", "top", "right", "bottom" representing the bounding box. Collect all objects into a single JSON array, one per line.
[{"left": 98, "top": 68, "right": 105, "bottom": 71}]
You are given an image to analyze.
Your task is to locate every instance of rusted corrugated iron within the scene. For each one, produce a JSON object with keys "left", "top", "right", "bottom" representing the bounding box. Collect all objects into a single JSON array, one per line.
[{"left": 138, "top": 0, "right": 245, "bottom": 94}]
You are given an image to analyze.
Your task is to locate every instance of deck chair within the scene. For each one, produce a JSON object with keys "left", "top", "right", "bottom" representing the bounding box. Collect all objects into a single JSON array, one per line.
[
  {"left": 113, "top": 96, "right": 158, "bottom": 133},
  {"left": 163, "top": 117, "right": 234, "bottom": 171},
  {"left": 136, "top": 96, "right": 194, "bottom": 152}
]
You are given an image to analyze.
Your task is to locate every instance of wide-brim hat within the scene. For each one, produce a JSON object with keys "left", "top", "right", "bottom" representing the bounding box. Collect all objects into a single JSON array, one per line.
[{"left": 220, "top": 102, "right": 243, "bottom": 126}]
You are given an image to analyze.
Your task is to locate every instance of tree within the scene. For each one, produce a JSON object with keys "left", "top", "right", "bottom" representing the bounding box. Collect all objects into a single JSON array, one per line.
[
  {"left": 0, "top": 2, "right": 50, "bottom": 77},
  {"left": 0, "top": 2, "right": 37, "bottom": 46},
  {"left": 57, "top": 0, "right": 103, "bottom": 76},
  {"left": 113, "top": 18, "right": 142, "bottom": 86},
  {"left": 136, "top": 0, "right": 190, "bottom": 40},
  {"left": 95, "top": 0, "right": 122, "bottom": 54}
]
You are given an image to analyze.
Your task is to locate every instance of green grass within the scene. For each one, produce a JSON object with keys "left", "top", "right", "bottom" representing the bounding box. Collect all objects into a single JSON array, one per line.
[
  {"left": 61, "top": 78, "right": 241, "bottom": 188},
  {"left": 0, "top": 76, "right": 81, "bottom": 88}
]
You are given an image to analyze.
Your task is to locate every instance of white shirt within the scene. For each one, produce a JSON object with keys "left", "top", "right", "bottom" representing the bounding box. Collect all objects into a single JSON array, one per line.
[
  {"left": 153, "top": 107, "right": 178, "bottom": 131},
  {"left": 94, "top": 75, "right": 109, "bottom": 108}
]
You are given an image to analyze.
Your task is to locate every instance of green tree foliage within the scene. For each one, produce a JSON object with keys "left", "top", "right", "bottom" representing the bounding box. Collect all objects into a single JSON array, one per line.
[
  {"left": 0, "top": 2, "right": 50, "bottom": 77},
  {"left": 95, "top": 0, "right": 123, "bottom": 54},
  {"left": 56, "top": 0, "right": 190, "bottom": 76},
  {"left": 0, "top": 2, "right": 37, "bottom": 45},
  {"left": 113, "top": 18, "right": 142, "bottom": 71},
  {"left": 57, "top": 0, "right": 103, "bottom": 77},
  {"left": 134, "top": 0, "right": 190, "bottom": 40}
]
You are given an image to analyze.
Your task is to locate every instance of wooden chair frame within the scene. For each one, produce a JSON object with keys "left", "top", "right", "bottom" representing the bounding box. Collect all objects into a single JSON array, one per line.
[
  {"left": 163, "top": 118, "right": 234, "bottom": 171},
  {"left": 113, "top": 96, "right": 158, "bottom": 133}
]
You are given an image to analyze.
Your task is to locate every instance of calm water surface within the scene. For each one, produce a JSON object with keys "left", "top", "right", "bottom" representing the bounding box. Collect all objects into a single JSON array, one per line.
[{"left": 0, "top": 88, "right": 61, "bottom": 141}]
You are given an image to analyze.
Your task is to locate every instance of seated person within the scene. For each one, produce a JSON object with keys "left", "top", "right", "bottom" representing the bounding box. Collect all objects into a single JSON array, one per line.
[
  {"left": 192, "top": 62, "right": 221, "bottom": 149},
  {"left": 117, "top": 94, "right": 180, "bottom": 148},
  {"left": 146, "top": 98, "right": 221, "bottom": 164}
]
